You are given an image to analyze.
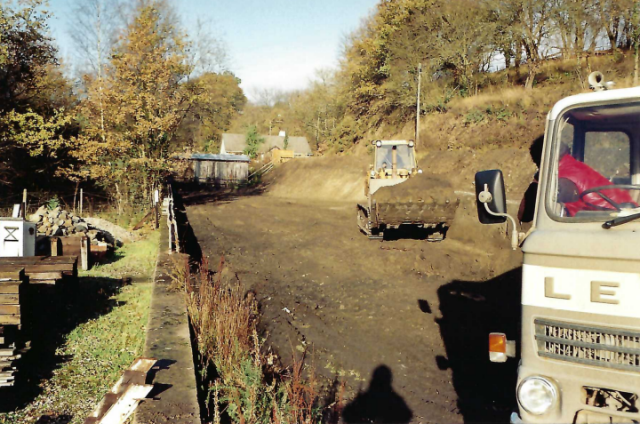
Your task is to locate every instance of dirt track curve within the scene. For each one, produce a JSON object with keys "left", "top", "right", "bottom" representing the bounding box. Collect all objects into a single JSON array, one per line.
[{"left": 183, "top": 154, "right": 530, "bottom": 423}]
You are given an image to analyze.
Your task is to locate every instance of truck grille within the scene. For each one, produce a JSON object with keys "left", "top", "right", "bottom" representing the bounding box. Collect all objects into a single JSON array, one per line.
[{"left": 535, "top": 319, "right": 640, "bottom": 372}]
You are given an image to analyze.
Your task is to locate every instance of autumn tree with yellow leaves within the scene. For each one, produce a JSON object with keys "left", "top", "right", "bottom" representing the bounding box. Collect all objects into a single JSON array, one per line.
[{"left": 73, "top": 3, "right": 202, "bottom": 210}]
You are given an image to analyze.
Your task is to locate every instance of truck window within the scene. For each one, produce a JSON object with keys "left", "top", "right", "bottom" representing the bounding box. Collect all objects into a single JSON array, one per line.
[
  {"left": 547, "top": 102, "right": 640, "bottom": 221},
  {"left": 584, "top": 132, "right": 630, "bottom": 183},
  {"left": 375, "top": 145, "right": 414, "bottom": 171}
]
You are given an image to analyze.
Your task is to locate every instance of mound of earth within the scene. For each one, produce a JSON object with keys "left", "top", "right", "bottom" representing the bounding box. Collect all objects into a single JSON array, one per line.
[
  {"left": 372, "top": 175, "right": 459, "bottom": 226},
  {"left": 265, "top": 155, "right": 369, "bottom": 202}
]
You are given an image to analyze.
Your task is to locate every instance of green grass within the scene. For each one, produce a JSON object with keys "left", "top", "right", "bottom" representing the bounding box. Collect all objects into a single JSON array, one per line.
[
  {"left": 84, "top": 231, "right": 160, "bottom": 279},
  {"left": 0, "top": 232, "right": 160, "bottom": 423}
]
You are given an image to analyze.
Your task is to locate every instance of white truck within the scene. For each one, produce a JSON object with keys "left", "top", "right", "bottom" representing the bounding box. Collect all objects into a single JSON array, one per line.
[{"left": 475, "top": 73, "right": 640, "bottom": 424}]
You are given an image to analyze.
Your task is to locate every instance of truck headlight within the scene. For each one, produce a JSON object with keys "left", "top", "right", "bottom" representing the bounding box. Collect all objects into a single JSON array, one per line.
[{"left": 517, "top": 376, "right": 557, "bottom": 416}]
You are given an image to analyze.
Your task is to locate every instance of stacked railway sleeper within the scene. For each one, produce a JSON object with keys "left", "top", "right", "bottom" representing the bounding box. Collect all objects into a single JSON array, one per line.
[
  {"left": 0, "top": 257, "right": 78, "bottom": 387},
  {"left": 0, "top": 266, "right": 25, "bottom": 387}
]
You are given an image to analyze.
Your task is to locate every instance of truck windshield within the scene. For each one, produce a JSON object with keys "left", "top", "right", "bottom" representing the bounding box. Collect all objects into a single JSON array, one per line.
[
  {"left": 547, "top": 102, "right": 640, "bottom": 221},
  {"left": 375, "top": 145, "right": 415, "bottom": 170}
]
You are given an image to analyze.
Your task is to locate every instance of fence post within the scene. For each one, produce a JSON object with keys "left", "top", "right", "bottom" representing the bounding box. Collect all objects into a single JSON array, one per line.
[
  {"left": 154, "top": 189, "right": 159, "bottom": 229},
  {"left": 22, "top": 189, "right": 27, "bottom": 219}
]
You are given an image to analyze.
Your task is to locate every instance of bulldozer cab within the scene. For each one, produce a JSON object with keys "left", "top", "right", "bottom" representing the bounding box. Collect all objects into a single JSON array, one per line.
[{"left": 372, "top": 140, "right": 417, "bottom": 179}]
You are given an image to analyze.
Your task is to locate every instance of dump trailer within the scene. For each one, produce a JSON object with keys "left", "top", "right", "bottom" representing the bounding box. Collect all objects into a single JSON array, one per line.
[
  {"left": 476, "top": 72, "right": 640, "bottom": 423},
  {"left": 357, "top": 140, "right": 458, "bottom": 241}
]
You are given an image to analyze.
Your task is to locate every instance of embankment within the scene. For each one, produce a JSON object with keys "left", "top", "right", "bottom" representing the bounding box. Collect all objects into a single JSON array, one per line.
[
  {"left": 262, "top": 143, "right": 536, "bottom": 273},
  {"left": 264, "top": 155, "right": 369, "bottom": 203}
]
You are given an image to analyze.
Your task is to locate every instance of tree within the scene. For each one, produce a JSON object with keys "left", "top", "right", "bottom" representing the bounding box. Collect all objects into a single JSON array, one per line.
[
  {"left": 189, "top": 19, "right": 230, "bottom": 75},
  {"left": 73, "top": 2, "right": 199, "bottom": 210},
  {"left": 243, "top": 125, "right": 265, "bottom": 159},
  {"left": 0, "top": 0, "right": 75, "bottom": 189},
  {"left": 68, "top": 0, "right": 122, "bottom": 76},
  {"left": 176, "top": 72, "right": 246, "bottom": 153}
]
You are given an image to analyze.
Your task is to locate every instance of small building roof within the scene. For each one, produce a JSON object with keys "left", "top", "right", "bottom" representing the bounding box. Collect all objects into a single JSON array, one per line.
[
  {"left": 190, "top": 153, "right": 250, "bottom": 162},
  {"left": 221, "top": 133, "right": 312, "bottom": 156}
]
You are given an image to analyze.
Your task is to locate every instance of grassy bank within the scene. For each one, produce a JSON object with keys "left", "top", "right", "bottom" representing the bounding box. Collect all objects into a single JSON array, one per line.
[{"left": 0, "top": 232, "right": 160, "bottom": 424}]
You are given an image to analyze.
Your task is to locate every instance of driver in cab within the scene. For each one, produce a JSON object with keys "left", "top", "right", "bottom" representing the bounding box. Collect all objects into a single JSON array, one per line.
[{"left": 557, "top": 143, "right": 638, "bottom": 216}]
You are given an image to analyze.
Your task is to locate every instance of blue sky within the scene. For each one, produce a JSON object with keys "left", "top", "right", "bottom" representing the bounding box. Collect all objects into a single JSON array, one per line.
[{"left": 46, "top": 0, "right": 378, "bottom": 100}]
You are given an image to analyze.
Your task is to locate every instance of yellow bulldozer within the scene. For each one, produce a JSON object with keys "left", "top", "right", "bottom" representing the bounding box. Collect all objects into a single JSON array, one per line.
[{"left": 357, "top": 140, "right": 459, "bottom": 241}]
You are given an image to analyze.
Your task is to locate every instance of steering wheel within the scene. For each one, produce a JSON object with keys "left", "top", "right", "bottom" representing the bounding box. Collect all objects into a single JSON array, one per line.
[{"left": 579, "top": 185, "right": 640, "bottom": 211}]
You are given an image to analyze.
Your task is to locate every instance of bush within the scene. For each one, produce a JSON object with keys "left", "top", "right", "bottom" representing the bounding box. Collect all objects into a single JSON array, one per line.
[{"left": 464, "top": 109, "right": 486, "bottom": 125}]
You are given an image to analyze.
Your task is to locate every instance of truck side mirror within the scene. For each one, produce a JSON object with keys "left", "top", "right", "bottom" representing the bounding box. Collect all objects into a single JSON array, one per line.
[{"left": 475, "top": 170, "right": 507, "bottom": 224}]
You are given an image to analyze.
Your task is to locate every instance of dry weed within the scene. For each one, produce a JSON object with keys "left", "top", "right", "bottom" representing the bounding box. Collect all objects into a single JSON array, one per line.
[
  {"left": 181, "top": 256, "right": 323, "bottom": 424},
  {"left": 166, "top": 253, "right": 190, "bottom": 291}
]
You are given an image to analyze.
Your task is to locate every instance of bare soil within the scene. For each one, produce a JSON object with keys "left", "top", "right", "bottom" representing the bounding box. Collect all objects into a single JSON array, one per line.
[{"left": 182, "top": 150, "right": 533, "bottom": 423}]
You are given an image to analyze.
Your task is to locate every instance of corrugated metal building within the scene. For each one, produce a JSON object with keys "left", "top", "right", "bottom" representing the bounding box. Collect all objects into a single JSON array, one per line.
[{"left": 180, "top": 153, "right": 250, "bottom": 185}]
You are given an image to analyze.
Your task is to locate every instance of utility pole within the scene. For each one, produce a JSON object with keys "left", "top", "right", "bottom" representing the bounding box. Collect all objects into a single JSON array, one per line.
[{"left": 416, "top": 63, "right": 422, "bottom": 146}]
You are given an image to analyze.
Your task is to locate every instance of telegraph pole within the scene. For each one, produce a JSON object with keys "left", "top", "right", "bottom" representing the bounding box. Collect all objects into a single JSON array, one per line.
[{"left": 416, "top": 63, "right": 423, "bottom": 146}]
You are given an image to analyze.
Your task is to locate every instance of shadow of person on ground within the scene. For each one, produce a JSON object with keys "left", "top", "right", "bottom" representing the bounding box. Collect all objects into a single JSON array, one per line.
[
  {"left": 342, "top": 365, "right": 413, "bottom": 424},
  {"left": 436, "top": 268, "right": 522, "bottom": 423},
  {"left": 0, "top": 276, "right": 126, "bottom": 412}
]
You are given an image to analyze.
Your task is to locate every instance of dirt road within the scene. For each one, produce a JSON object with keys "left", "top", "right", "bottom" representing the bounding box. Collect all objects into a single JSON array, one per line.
[{"left": 184, "top": 183, "right": 523, "bottom": 423}]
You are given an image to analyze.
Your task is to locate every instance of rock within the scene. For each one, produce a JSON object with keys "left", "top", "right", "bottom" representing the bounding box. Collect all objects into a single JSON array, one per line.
[
  {"left": 28, "top": 206, "right": 47, "bottom": 223},
  {"left": 84, "top": 217, "right": 138, "bottom": 244},
  {"left": 28, "top": 213, "right": 43, "bottom": 223},
  {"left": 74, "top": 222, "right": 89, "bottom": 233},
  {"left": 51, "top": 225, "right": 62, "bottom": 236}
]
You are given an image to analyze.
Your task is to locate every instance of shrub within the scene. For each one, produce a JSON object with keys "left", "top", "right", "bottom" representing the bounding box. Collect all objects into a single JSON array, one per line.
[{"left": 464, "top": 108, "right": 486, "bottom": 125}]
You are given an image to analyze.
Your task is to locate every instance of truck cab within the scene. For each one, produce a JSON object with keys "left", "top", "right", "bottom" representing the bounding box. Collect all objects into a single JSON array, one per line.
[{"left": 476, "top": 83, "right": 640, "bottom": 423}]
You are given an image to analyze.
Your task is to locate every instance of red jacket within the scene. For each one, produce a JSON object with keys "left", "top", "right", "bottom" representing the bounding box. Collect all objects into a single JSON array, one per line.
[{"left": 558, "top": 155, "right": 636, "bottom": 216}]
